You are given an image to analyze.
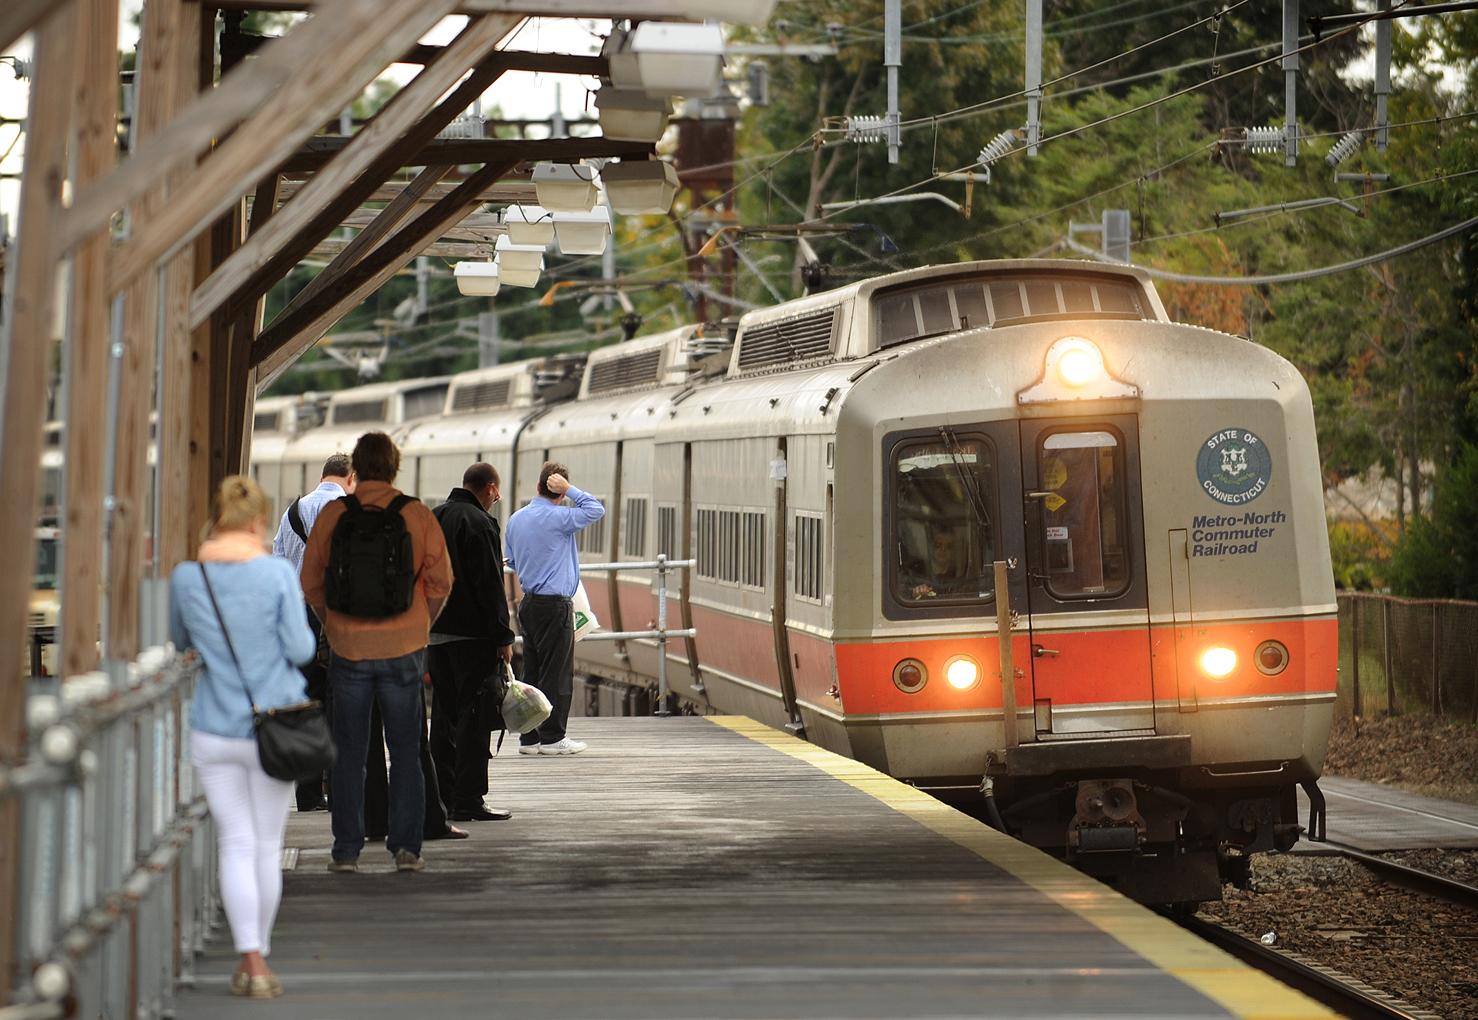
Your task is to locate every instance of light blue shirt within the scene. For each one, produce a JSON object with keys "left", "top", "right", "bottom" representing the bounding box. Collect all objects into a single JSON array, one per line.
[
  {"left": 504, "top": 485, "right": 605, "bottom": 597},
  {"left": 271, "top": 480, "right": 347, "bottom": 572},
  {"left": 171, "top": 557, "right": 314, "bottom": 739}
]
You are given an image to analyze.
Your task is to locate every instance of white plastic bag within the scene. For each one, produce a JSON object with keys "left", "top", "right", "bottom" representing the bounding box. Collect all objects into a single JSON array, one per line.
[
  {"left": 502, "top": 677, "right": 553, "bottom": 734},
  {"left": 572, "top": 581, "right": 600, "bottom": 641}
]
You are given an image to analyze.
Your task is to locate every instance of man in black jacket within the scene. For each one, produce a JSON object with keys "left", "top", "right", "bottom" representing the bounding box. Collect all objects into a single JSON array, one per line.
[{"left": 429, "top": 463, "right": 517, "bottom": 821}]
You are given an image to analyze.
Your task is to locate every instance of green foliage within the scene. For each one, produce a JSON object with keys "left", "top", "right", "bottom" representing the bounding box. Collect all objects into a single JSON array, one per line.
[{"left": 1387, "top": 442, "right": 1478, "bottom": 598}]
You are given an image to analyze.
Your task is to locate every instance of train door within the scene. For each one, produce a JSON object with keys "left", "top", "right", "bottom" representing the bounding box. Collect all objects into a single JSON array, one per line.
[{"left": 1018, "top": 414, "right": 1154, "bottom": 737}]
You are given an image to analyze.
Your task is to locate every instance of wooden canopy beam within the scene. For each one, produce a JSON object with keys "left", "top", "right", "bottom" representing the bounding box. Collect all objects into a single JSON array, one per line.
[
  {"left": 278, "top": 175, "right": 536, "bottom": 205},
  {"left": 208, "top": 57, "right": 513, "bottom": 330},
  {"left": 279, "top": 135, "right": 653, "bottom": 174},
  {"left": 196, "top": 0, "right": 742, "bottom": 19},
  {"left": 252, "top": 158, "right": 518, "bottom": 378},
  {"left": 220, "top": 31, "right": 606, "bottom": 75},
  {"left": 189, "top": 13, "right": 521, "bottom": 330},
  {"left": 0, "top": 0, "right": 65, "bottom": 54}
]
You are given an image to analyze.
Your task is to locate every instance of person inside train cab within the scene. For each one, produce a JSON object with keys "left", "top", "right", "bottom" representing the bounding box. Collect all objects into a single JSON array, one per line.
[
  {"left": 300, "top": 432, "right": 453, "bottom": 874},
  {"left": 270, "top": 452, "right": 354, "bottom": 812},
  {"left": 429, "top": 463, "right": 516, "bottom": 821},
  {"left": 907, "top": 528, "right": 973, "bottom": 599},
  {"left": 170, "top": 476, "right": 315, "bottom": 999},
  {"left": 504, "top": 462, "right": 605, "bottom": 756}
]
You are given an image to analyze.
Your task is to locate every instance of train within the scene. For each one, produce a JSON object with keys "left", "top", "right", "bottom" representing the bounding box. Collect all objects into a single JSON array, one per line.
[{"left": 250, "top": 258, "right": 1337, "bottom": 905}]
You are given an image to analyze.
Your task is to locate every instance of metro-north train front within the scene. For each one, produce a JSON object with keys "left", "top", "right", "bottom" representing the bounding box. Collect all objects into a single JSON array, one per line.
[{"left": 829, "top": 266, "right": 1336, "bottom": 904}]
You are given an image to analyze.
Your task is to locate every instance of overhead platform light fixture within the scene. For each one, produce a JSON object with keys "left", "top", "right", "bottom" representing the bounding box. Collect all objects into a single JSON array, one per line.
[
  {"left": 503, "top": 205, "right": 555, "bottom": 246},
  {"left": 601, "top": 159, "right": 681, "bottom": 216},
  {"left": 532, "top": 162, "right": 600, "bottom": 212},
  {"left": 554, "top": 207, "right": 612, "bottom": 255},
  {"left": 629, "top": 22, "right": 726, "bottom": 98},
  {"left": 595, "top": 87, "right": 673, "bottom": 143},
  {"left": 453, "top": 261, "right": 500, "bottom": 297},
  {"left": 498, "top": 265, "right": 544, "bottom": 289},
  {"left": 669, "top": 0, "right": 778, "bottom": 27},
  {"left": 495, "top": 234, "right": 547, "bottom": 273}
]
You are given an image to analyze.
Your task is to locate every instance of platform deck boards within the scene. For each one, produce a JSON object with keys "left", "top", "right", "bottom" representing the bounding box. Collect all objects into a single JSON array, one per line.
[
  {"left": 1298, "top": 775, "right": 1478, "bottom": 850},
  {"left": 175, "top": 717, "right": 1260, "bottom": 1019}
]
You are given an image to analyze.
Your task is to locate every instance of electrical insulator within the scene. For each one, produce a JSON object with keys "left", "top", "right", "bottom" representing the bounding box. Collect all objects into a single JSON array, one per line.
[
  {"left": 1244, "top": 126, "right": 1286, "bottom": 154},
  {"left": 978, "top": 129, "right": 1019, "bottom": 168},
  {"left": 1326, "top": 129, "right": 1366, "bottom": 168},
  {"left": 848, "top": 115, "right": 888, "bottom": 143}
]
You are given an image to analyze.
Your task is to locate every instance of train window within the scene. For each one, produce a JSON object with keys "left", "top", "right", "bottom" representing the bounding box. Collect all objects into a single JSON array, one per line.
[
  {"left": 695, "top": 509, "right": 717, "bottom": 578},
  {"left": 795, "top": 513, "right": 823, "bottom": 602},
  {"left": 576, "top": 505, "right": 606, "bottom": 555},
  {"left": 1038, "top": 430, "right": 1129, "bottom": 598},
  {"left": 742, "top": 511, "right": 766, "bottom": 589},
  {"left": 1024, "top": 281, "right": 1058, "bottom": 316},
  {"left": 989, "top": 282, "right": 1024, "bottom": 320},
  {"left": 1061, "top": 280, "right": 1094, "bottom": 314},
  {"left": 658, "top": 506, "right": 678, "bottom": 560},
  {"left": 33, "top": 538, "right": 58, "bottom": 591},
  {"left": 876, "top": 276, "right": 1147, "bottom": 350},
  {"left": 624, "top": 498, "right": 648, "bottom": 558},
  {"left": 891, "top": 436, "right": 997, "bottom": 605},
  {"left": 717, "top": 511, "right": 742, "bottom": 583}
]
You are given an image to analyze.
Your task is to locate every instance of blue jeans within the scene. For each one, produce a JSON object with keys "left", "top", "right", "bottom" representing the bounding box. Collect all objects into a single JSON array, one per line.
[{"left": 329, "top": 650, "right": 425, "bottom": 860}]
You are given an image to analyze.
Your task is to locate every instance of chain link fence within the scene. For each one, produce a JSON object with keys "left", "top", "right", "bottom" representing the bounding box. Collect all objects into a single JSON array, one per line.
[{"left": 1337, "top": 592, "right": 1478, "bottom": 723}]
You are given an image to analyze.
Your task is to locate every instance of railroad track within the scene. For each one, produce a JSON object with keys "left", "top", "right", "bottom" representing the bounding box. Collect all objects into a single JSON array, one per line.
[
  {"left": 1171, "top": 912, "right": 1441, "bottom": 1020},
  {"left": 1297, "top": 842, "right": 1478, "bottom": 911}
]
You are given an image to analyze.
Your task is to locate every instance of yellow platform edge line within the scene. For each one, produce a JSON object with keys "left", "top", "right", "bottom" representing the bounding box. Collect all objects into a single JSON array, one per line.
[{"left": 705, "top": 714, "right": 1339, "bottom": 1020}]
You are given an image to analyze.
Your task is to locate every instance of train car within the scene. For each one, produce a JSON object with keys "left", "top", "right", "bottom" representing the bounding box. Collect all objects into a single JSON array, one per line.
[{"left": 251, "top": 258, "right": 1336, "bottom": 904}]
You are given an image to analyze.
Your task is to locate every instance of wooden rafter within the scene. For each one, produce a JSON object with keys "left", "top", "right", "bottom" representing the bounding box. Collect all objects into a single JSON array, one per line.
[
  {"left": 189, "top": 13, "right": 521, "bottom": 330},
  {"left": 0, "top": 0, "right": 65, "bottom": 54},
  {"left": 280, "top": 135, "right": 654, "bottom": 174}
]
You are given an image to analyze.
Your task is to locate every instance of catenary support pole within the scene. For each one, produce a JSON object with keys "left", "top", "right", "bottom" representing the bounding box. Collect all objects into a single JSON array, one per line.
[
  {"left": 1283, "top": 0, "right": 1299, "bottom": 165},
  {"left": 1375, "top": 0, "right": 1391, "bottom": 151},
  {"left": 1025, "top": 0, "right": 1042, "bottom": 155},
  {"left": 884, "top": 0, "right": 900, "bottom": 164}
]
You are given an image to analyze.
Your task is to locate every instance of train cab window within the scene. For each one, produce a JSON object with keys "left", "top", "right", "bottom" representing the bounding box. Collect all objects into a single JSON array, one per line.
[
  {"left": 891, "top": 437, "right": 996, "bottom": 604},
  {"left": 34, "top": 537, "right": 58, "bottom": 591},
  {"left": 1038, "top": 430, "right": 1129, "bottom": 598}
]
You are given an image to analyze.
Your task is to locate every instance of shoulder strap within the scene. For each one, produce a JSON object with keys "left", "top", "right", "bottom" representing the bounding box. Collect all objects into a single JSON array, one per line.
[
  {"left": 386, "top": 494, "right": 415, "bottom": 516},
  {"left": 341, "top": 494, "right": 361, "bottom": 515},
  {"left": 198, "top": 563, "right": 259, "bottom": 713},
  {"left": 287, "top": 496, "right": 308, "bottom": 542}
]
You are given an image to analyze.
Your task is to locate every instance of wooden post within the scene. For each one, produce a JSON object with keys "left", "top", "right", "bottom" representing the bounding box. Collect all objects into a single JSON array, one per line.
[
  {"left": 1350, "top": 596, "right": 1361, "bottom": 718},
  {"left": 0, "top": 4, "right": 79, "bottom": 997},
  {"left": 1383, "top": 597, "right": 1396, "bottom": 716},
  {"left": 59, "top": 0, "right": 122, "bottom": 677},
  {"left": 1431, "top": 601, "right": 1441, "bottom": 716},
  {"left": 995, "top": 560, "right": 1018, "bottom": 748},
  {"left": 108, "top": 0, "right": 195, "bottom": 659}
]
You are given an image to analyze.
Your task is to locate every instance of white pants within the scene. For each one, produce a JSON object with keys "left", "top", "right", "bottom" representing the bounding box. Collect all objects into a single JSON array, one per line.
[{"left": 190, "top": 730, "right": 294, "bottom": 955}]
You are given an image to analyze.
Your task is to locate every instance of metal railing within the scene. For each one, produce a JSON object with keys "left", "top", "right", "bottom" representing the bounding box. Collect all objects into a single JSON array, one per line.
[
  {"left": 575, "top": 555, "right": 696, "bottom": 717},
  {"left": 1337, "top": 591, "right": 1478, "bottom": 722},
  {"left": 3, "top": 649, "right": 217, "bottom": 1020}
]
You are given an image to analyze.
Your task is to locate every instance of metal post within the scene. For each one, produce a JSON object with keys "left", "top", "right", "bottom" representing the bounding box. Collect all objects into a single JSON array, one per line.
[
  {"left": 994, "top": 561, "right": 1018, "bottom": 748},
  {"left": 1383, "top": 597, "right": 1396, "bottom": 715},
  {"left": 1282, "top": 0, "right": 1299, "bottom": 165},
  {"left": 100, "top": 294, "right": 128, "bottom": 666},
  {"left": 656, "top": 554, "right": 669, "bottom": 716},
  {"left": 477, "top": 308, "right": 499, "bottom": 367},
  {"left": 884, "top": 0, "right": 900, "bottom": 163},
  {"left": 1351, "top": 597, "right": 1361, "bottom": 718},
  {"left": 1431, "top": 601, "right": 1441, "bottom": 716},
  {"left": 1025, "top": 0, "right": 1042, "bottom": 155},
  {"left": 1374, "top": 0, "right": 1391, "bottom": 151}
]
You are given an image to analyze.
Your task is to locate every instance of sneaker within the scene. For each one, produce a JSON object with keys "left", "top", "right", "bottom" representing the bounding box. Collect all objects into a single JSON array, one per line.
[
  {"left": 518, "top": 743, "right": 541, "bottom": 755},
  {"left": 539, "top": 738, "right": 587, "bottom": 755},
  {"left": 394, "top": 850, "right": 425, "bottom": 872},
  {"left": 327, "top": 859, "right": 358, "bottom": 873}
]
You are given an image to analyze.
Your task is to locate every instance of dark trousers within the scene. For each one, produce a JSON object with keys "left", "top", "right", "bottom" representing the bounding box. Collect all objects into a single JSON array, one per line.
[
  {"left": 363, "top": 695, "right": 449, "bottom": 840},
  {"left": 295, "top": 607, "right": 329, "bottom": 811},
  {"left": 428, "top": 639, "right": 497, "bottom": 812},
  {"left": 518, "top": 594, "right": 575, "bottom": 746},
  {"left": 329, "top": 650, "right": 425, "bottom": 860}
]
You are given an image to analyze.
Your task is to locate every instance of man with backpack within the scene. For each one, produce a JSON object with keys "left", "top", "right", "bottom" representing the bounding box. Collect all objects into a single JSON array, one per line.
[
  {"left": 271, "top": 454, "right": 354, "bottom": 812},
  {"left": 301, "top": 432, "right": 452, "bottom": 874},
  {"left": 429, "top": 463, "right": 515, "bottom": 821}
]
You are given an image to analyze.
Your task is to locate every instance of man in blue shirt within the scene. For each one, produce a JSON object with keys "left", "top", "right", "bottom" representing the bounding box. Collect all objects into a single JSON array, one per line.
[
  {"left": 504, "top": 462, "right": 605, "bottom": 755},
  {"left": 270, "top": 453, "right": 352, "bottom": 810}
]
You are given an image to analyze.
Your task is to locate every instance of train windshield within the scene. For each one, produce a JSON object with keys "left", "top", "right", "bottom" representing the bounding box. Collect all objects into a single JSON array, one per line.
[
  {"left": 1038, "top": 430, "right": 1129, "bottom": 597},
  {"left": 892, "top": 437, "right": 996, "bottom": 604},
  {"left": 33, "top": 538, "right": 58, "bottom": 591}
]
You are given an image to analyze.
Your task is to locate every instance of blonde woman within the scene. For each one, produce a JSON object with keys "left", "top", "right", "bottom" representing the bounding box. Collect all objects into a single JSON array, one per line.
[{"left": 170, "top": 476, "right": 316, "bottom": 999}]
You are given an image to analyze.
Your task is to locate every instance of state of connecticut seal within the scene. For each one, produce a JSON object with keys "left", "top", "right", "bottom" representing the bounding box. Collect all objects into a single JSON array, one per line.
[{"left": 1197, "top": 428, "right": 1272, "bottom": 505}]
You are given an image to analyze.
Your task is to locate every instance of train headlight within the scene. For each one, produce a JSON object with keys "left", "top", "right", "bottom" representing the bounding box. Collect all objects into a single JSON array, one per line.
[
  {"left": 943, "top": 654, "right": 981, "bottom": 691},
  {"left": 1056, "top": 346, "right": 1098, "bottom": 387},
  {"left": 1199, "top": 646, "right": 1238, "bottom": 679},
  {"left": 893, "top": 658, "right": 928, "bottom": 694},
  {"left": 1255, "top": 640, "right": 1289, "bottom": 675}
]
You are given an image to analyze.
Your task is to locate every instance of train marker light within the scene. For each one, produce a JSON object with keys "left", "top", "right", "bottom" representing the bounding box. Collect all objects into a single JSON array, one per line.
[
  {"left": 1255, "top": 640, "right": 1289, "bottom": 675},
  {"left": 1056, "top": 346, "right": 1098, "bottom": 387},
  {"left": 893, "top": 658, "right": 928, "bottom": 694},
  {"left": 943, "top": 654, "right": 981, "bottom": 691},
  {"left": 1200, "top": 646, "right": 1238, "bottom": 679}
]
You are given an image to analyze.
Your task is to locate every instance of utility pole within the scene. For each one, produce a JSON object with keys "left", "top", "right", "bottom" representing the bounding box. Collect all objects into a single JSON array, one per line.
[
  {"left": 552, "top": 82, "right": 567, "bottom": 138},
  {"left": 1025, "top": 0, "right": 1042, "bottom": 155},
  {"left": 1283, "top": 0, "right": 1299, "bottom": 165},
  {"left": 1374, "top": 0, "right": 1391, "bottom": 151},
  {"left": 885, "top": 0, "right": 900, "bottom": 163},
  {"left": 478, "top": 307, "right": 499, "bottom": 367}
]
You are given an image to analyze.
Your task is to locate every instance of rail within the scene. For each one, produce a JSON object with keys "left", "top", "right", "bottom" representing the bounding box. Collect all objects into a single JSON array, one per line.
[
  {"left": 2, "top": 649, "right": 217, "bottom": 1020},
  {"left": 575, "top": 556, "right": 696, "bottom": 717}
]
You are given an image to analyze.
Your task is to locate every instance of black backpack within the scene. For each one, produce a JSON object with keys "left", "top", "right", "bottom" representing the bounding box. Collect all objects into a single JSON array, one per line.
[{"left": 324, "top": 494, "right": 418, "bottom": 618}]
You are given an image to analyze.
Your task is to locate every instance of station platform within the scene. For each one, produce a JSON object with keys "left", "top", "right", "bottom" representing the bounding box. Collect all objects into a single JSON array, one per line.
[
  {"left": 175, "top": 717, "right": 1334, "bottom": 1020},
  {"left": 1298, "top": 775, "right": 1478, "bottom": 850}
]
